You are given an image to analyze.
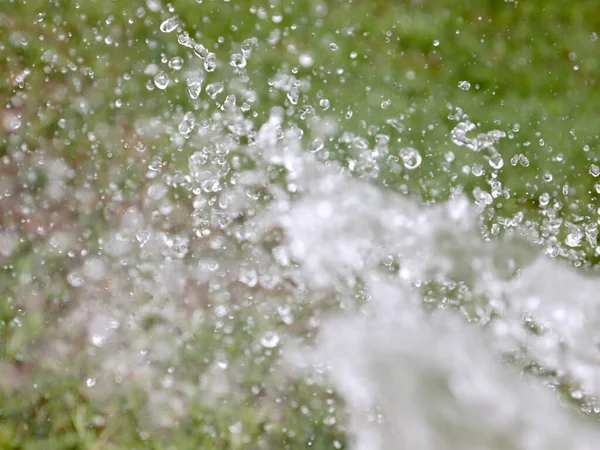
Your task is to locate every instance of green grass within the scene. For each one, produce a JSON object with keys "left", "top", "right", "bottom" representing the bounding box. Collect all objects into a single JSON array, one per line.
[{"left": 2, "top": 0, "right": 600, "bottom": 447}]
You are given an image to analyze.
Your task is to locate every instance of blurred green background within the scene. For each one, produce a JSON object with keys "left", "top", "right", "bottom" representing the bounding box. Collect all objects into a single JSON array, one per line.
[{"left": 1, "top": 0, "right": 600, "bottom": 448}]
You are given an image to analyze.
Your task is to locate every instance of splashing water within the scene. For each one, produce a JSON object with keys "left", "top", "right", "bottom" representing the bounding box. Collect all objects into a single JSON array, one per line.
[{"left": 9, "top": 3, "right": 600, "bottom": 448}]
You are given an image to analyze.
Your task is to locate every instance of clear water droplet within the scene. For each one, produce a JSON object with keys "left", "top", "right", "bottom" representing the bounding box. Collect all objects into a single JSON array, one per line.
[
  {"left": 299, "top": 53, "right": 313, "bottom": 67},
  {"left": 193, "top": 43, "right": 209, "bottom": 59},
  {"left": 287, "top": 86, "right": 299, "bottom": 105},
  {"left": 86, "top": 378, "right": 96, "bottom": 387},
  {"left": 458, "top": 80, "right": 471, "bottom": 90},
  {"left": 488, "top": 151, "right": 504, "bottom": 169},
  {"left": 160, "top": 16, "right": 179, "bottom": 33},
  {"left": 590, "top": 164, "right": 600, "bottom": 177},
  {"left": 91, "top": 334, "right": 106, "bottom": 347},
  {"left": 566, "top": 226, "right": 583, "bottom": 247},
  {"left": 277, "top": 305, "right": 294, "bottom": 325},
  {"left": 241, "top": 38, "right": 254, "bottom": 58},
  {"left": 168, "top": 56, "right": 184, "bottom": 70},
  {"left": 260, "top": 331, "right": 280, "bottom": 348},
  {"left": 178, "top": 112, "right": 196, "bottom": 135},
  {"left": 136, "top": 229, "right": 150, "bottom": 245},
  {"left": 310, "top": 137, "right": 324, "bottom": 153},
  {"left": 178, "top": 32, "right": 194, "bottom": 48},
  {"left": 204, "top": 53, "right": 217, "bottom": 72},
  {"left": 206, "top": 82, "right": 224, "bottom": 99},
  {"left": 153, "top": 72, "right": 170, "bottom": 90},
  {"left": 186, "top": 73, "right": 203, "bottom": 99},
  {"left": 319, "top": 98, "right": 330, "bottom": 110},
  {"left": 67, "top": 271, "right": 84, "bottom": 287},
  {"left": 230, "top": 53, "right": 246, "bottom": 69},
  {"left": 400, "top": 147, "right": 422, "bottom": 169}
]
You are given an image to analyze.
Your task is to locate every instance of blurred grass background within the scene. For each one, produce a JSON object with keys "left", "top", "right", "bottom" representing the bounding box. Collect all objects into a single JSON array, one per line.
[{"left": 1, "top": 0, "right": 600, "bottom": 448}]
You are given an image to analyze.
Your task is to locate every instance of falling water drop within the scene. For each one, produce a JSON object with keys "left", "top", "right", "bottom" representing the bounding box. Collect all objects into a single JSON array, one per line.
[
  {"left": 153, "top": 72, "right": 170, "bottom": 90},
  {"left": 178, "top": 112, "right": 196, "bottom": 135},
  {"left": 310, "top": 137, "right": 325, "bottom": 153},
  {"left": 241, "top": 38, "right": 254, "bottom": 58},
  {"left": 400, "top": 147, "right": 422, "bottom": 169},
  {"left": 287, "top": 86, "right": 299, "bottom": 105},
  {"left": 260, "top": 331, "right": 280, "bottom": 348},
  {"left": 488, "top": 151, "right": 504, "bottom": 169},
  {"left": 299, "top": 53, "right": 314, "bottom": 67},
  {"left": 193, "top": 43, "right": 209, "bottom": 59},
  {"left": 204, "top": 53, "right": 217, "bottom": 72},
  {"left": 206, "top": 82, "right": 224, "bottom": 99},
  {"left": 230, "top": 53, "right": 246, "bottom": 69},
  {"left": 186, "top": 73, "right": 203, "bottom": 99},
  {"left": 458, "top": 80, "right": 471, "bottom": 91},
  {"left": 178, "top": 32, "right": 194, "bottom": 48},
  {"left": 160, "top": 16, "right": 179, "bottom": 33},
  {"left": 168, "top": 56, "right": 184, "bottom": 70}
]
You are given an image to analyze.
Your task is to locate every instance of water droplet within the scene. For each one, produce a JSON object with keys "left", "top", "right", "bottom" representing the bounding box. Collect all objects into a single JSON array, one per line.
[
  {"left": 277, "top": 305, "right": 294, "bottom": 325},
  {"left": 566, "top": 226, "right": 583, "bottom": 247},
  {"left": 91, "top": 334, "right": 106, "bottom": 347},
  {"left": 230, "top": 53, "right": 246, "bottom": 69},
  {"left": 67, "top": 271, "right": 84, "bottom": 287},
  {"left": 458, "top": 80, "right": 471, "bottom": 90},
  {"left": 400, "top": 147, "right": 422, "bottom": 169},
  {"left": 539, "top": 192, "right": 550, "bottom": 206},
  {"left": 178, "top": 32, "right": 194, "bottom": 48},
  {"left": 86, "top": 378, "right": 96, "bottom": 387},
  {"left": 488, "top": 151, "right": 504, "bottom": 169},
  {"left": 299, "top": 53, "right": 313, "bottom": 67},
  {"left": 160, "top": 16, "right": 179, "bottom": 33},
  {"left": 323, "top": 416, "right": 337, "bottom": 426},
  {"left": 260, "top": 331, "right": 280, "bottom": 348},
  {"left": 310, "top": 137, "right": 324, "bottom": 153},
  {"left": 168, "top": 56, "right": 184, "bottom": 70},
  {"left": 287, "top": 86, "right": 299, "bottom": 105},
  {"left": 451, "top": 121, "right": 477, "bottom": 150},
  {"left": 186, "top": 73, "right": 203, "bottom": 99},
  {"left": 472, "top": 163, "right": 484, "bottom": 177},
  {"left": 136, "top": 229, "right": 150, "bottom": 245},
  {"left": 433, "top": 39, "right": 440, "bottom": 47},
  {"left": 570, "top": 389, "right": 584, "bottom": 400},
  {"left": 229, "top": 422, "right": 243, "bottom": 434},
  {"left": 590, "top": 164, "right": 600, "bottom": 177},
  {"left": 386, "top": 118, "right": 405, "bottom": 133},
  {"left": 206, "top": 82, "right": 224, "bottom": 99},
  {"left": 153, "top": 72, "right": 170, "bottom": 90},
  {"left": 241, "top": 38, "right": 254, "bottom": 58},
  {"left": 178, "top": 112, "right": 196, "bottom": 135},
  {"left": 193, "top": 43, "right": 209, "bottom": 59},
  {"left": 319, "top": 98, "right": 330, "bottom": 110},
  {"left": 204, "top": 53, "right": 217, "bottom": 72},
  {"left": 329, "top": 42, "right": 339, "bottom": 51},
  {"left": 381, "top": 99, "right": 391, "bottom": 109}
]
